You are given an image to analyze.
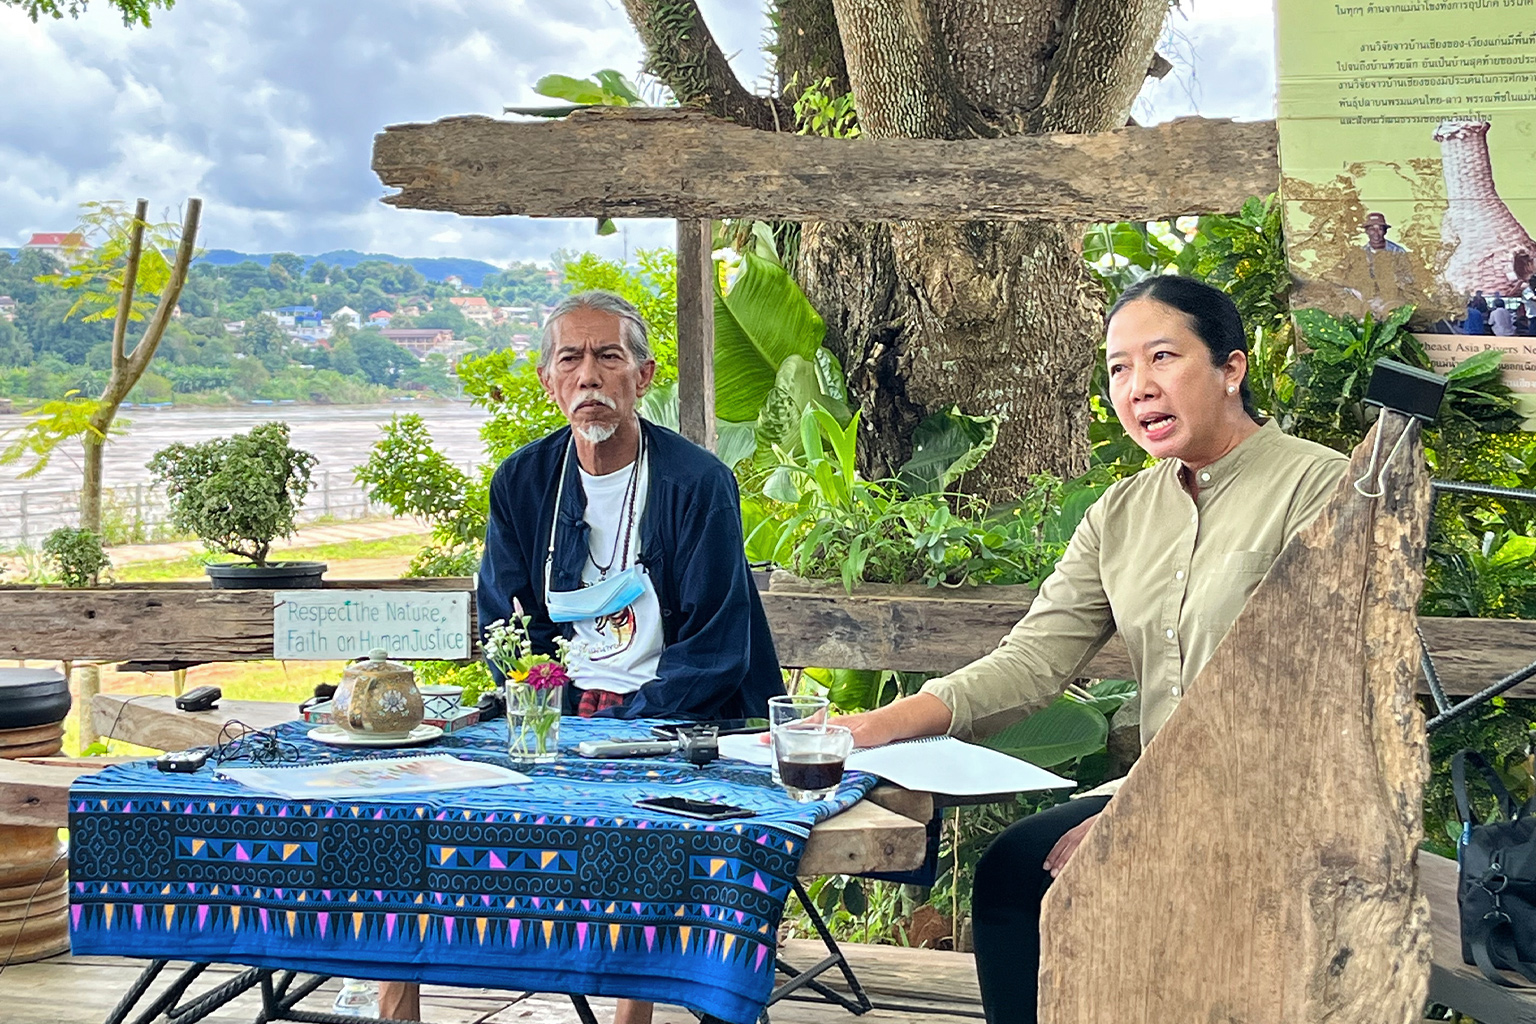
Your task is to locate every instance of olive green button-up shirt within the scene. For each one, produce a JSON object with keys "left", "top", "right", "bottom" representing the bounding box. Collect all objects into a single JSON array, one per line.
[{"left": 923, "top": 421, "right": 1349, "bottom": 758}]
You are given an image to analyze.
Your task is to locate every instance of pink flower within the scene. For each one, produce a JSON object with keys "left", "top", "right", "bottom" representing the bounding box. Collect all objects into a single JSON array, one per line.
[{"left": 524, "top": 662, "right": 569, "bottom": 692}]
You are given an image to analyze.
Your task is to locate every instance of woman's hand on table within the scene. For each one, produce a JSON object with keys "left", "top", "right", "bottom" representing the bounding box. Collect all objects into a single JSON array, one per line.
[
  {"left": 834, "top": 692, "right": 953, "bottom": 749},
  {"left": 1043, "top": 813, "right": 1100, "bottom": 878}
]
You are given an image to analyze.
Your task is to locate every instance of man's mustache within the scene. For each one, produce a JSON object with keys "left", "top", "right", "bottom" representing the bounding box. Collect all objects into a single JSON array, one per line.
[{"left": 575, "top": 393, "right": 618, "bottom": 411}]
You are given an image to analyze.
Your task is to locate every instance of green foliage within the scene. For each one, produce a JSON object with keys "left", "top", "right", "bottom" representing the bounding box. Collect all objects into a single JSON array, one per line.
[
  {"left": 41, "top": 527, "right": 110, "bottom": 586},
  {"left": 5, "top": 0, "right": 172, "bottom": 26},
  {"left": 790, "top": 75, "right": 861, "bottom": 138},
  {"left": 0, "top": 390, "right": 108, "bottom": 477},
  {"left": 533, "top": 70, "right": 643, "bottom": 107},
  {"left": 355, "top": 413, "right": 486, "bottom": 547},
  {"left": 148, "top": 422, "right": 317, "bottom": 566},
  {"left": 752, "top": 407, "right": 1101, "bottom": 592},
  {"left": 37, "top": 201, "right": 181, "bottom": 327}
]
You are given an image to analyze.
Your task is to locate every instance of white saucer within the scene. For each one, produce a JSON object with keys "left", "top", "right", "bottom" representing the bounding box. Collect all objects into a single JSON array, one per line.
[{"left": 308, "top": 724, "right": 444, "bottom": 748}]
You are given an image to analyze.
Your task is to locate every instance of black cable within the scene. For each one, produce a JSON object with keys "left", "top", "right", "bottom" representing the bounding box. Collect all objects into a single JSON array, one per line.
[
  {"left": 1427, "top": 656, "right": 1536, "bottom": 733},
  {"left": 0, "top": 848, "right": 70, "bottom": 981},
  {"left": 211, "top": 720, "right": 299, "bottom": 767},
  {"left": 98, "top": 692, "right": 169, "bottom": 752}
]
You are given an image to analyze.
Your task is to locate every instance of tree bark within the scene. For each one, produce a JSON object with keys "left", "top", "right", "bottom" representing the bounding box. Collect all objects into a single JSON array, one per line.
[
  {"left": 811, "top": 0, "right": 1168, "bottom": 494},
  {"left": 773, "top": 0, "right": 850, "bottom": 104},
  {"left": 620, "top": 0, "right": 790, "bottom": 131}
]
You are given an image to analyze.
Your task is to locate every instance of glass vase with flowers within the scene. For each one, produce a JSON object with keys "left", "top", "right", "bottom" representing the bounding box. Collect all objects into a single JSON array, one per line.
[{"left": 483, "top": 613, "right": 572, "bottom": 764}]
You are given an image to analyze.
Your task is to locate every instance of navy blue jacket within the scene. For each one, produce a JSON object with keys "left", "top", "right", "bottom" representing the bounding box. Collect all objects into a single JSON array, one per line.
[{"left": 477, "top": 420, "right": 784, "bottom": 720}]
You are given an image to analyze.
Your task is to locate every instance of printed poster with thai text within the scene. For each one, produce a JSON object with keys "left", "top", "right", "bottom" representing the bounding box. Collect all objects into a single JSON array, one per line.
[{"left": 1276, "top": 0, "right": 1536, "bottom": 417}]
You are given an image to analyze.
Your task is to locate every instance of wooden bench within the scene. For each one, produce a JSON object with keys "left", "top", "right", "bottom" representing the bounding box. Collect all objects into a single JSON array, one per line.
[{"left": 1423, "top": 851, "right": 1536, "bottom": 1023}]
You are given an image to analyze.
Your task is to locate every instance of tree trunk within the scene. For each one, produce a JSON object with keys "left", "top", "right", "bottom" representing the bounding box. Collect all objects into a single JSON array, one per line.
[
  {"left": 801, "top": 0, "right": 1167, "bottom": 495},
  {"left": 78, "top": 199, "right": 201, "bottom": 537},
  {"left": 627, "top": 0, "right": 1170, "bottom": 495}
]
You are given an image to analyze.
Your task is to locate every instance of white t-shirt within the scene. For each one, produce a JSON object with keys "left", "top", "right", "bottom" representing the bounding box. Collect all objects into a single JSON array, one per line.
[{"left": 567, "top": 454, "right": 664, "bottom": 694}]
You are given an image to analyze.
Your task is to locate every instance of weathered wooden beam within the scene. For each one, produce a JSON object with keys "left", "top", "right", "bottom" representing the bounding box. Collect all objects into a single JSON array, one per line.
[
  {"left": 3, "top": 581, "right": 1532, "bottom": 698},
  {"left": 372, "top": 108, "right": 1278, "bottom": 223},
  {"left": 675, "top": 218, "right": 716, "bottom": 450},
  {"left": 0, "top": 760, "right": 88, "bottom": 828}
]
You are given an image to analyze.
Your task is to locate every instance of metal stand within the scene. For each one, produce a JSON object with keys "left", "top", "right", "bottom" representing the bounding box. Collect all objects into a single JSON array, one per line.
[
  {"left": 762, "top": 879, "right": 873, "bottom": 1018},
  {"left": 101, "top": 960, "right": 605, "bottom": 1024}
]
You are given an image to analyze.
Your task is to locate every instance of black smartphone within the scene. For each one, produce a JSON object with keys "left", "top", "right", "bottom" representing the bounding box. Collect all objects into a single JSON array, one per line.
[
  {"left": 650, "top": 718, "right": 769, "bottom": 740},
  {"left": 632, "top": 796, "right": 757, "bottom": 821}
]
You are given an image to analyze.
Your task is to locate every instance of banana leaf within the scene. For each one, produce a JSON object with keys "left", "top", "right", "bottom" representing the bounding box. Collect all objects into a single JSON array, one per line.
[
  {"left": 713, "top": 252, "right": 825, "bottom": 421},
  {"left": 978, "top": 696, "right": 1109, "bottom": 767}
]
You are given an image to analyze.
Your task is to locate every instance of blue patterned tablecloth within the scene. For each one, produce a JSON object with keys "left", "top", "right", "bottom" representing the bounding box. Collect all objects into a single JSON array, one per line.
[{"left": 68, "top": 716, "right": 876, "bottom": 1024}]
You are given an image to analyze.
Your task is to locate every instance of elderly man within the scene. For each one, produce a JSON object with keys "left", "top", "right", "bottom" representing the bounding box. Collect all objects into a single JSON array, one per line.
[
  {"left": 478, "top": 288, "right": 782, "bottom": 720},
  {"left": 381, "top": 289, "right": 782, "bottom": 1024}
]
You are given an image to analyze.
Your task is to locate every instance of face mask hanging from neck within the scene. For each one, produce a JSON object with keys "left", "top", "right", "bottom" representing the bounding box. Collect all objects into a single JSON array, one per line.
[{"left": 542, "top": 436, "right": 649, "bottom": 624}]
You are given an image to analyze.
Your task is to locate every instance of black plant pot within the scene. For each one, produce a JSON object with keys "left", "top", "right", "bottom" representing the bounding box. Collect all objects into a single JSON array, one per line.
[
  {"left": 0, "top": 668, "right": 72, "bottom": 731},
  {"left": 205, "top": 561, "right": 328, "bottom": 590}
]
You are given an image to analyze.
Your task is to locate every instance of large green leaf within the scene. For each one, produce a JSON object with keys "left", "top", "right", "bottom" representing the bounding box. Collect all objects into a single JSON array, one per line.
[
  {"left": 637, "top": 380, "right": 678, "bottom": 429},
  {"left": 713, "top": 253, "right": 825, "bottom": 421},
  {"left": 804, "top": 667, "right": 886, "bottom": 712},
  {"left": 639, "top": 381, "right": 758, "bottom": 470},
  {"left": 898, "top": 406, "right": 998, "bottom": 496},
  {"left": 978, "top": 697, "right": 1109, "bottom": 767},
  {"left": 533, "top": 74, "right": 607, "bottom": 105}
]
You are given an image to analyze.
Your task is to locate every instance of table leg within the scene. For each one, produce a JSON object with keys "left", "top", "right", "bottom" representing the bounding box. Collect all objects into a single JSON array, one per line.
[
  {"left": 569, "top": 994, "right": 602, "bottom": 1024},
  {"left": 765, "top": 879, "right": 872, "bottom": 1016}
]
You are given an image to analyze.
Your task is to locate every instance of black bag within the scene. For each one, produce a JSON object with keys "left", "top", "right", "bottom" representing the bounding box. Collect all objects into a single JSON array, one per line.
[{"left": 1454, "top": 749, "right": 1536, "bottom": 985}]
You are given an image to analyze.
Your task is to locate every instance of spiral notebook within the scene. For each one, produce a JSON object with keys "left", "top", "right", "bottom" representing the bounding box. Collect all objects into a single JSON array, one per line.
[
  {"left": 217, "top": 754, "right": 531, "bottom": 799},
  {"left": 717, "top": 734, "right": 1074, "bottom": 796}
]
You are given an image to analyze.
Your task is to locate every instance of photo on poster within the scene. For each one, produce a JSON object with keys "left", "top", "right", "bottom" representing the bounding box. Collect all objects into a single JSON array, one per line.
[{"left": 1275, "top": 2, "right": 1536, "bottom": 413}]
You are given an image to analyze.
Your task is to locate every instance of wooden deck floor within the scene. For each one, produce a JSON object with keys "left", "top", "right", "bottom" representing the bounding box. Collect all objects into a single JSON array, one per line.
[{"left": 0, "top": 939, "right": 983, "bottom": 1024}]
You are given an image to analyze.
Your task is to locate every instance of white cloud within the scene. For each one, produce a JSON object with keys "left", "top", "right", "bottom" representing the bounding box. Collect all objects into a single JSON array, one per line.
[{"left": 2, "top": 1, "right": 1273, "bottom": 261}]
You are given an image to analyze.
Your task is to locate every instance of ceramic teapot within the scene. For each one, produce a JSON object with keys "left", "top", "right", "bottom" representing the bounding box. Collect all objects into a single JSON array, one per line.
[{"left": 332, "top": 648, "right": 424, "bottom": 738}]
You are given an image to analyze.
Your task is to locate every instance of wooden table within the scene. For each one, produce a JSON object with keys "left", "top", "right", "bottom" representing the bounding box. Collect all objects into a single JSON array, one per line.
[{"left": 0, "top": 694, "right": 932, "bottom": 878}]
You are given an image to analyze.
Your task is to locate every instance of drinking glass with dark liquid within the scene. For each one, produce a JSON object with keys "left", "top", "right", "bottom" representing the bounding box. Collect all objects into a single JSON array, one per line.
[{"left": 772, "top": 724, "right": 854, "bottom": 802}]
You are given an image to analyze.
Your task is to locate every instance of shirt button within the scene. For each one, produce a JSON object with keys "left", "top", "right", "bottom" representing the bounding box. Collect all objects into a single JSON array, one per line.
[
  {"left": 1199, "top": 471, "right": 1211, "bottom": 483},
  {"left": 1175, "top": 570, "right": 1185, "bottom": 581},
  {"left": 1171, "top": 685, "right": 1183, "bottom": 698},
  {"left": 1190, "top": 512, "right": 1197, "bottom": 523},
  {"left": 1165, "top": 628, "right": 1176, "bottom": 640}
]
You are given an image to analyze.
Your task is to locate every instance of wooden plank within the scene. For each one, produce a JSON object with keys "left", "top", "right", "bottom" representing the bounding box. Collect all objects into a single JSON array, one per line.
[
  {"left": 91, "top": 694, "right": 291, "bottom": 752},
  {"left": 1040, "top": 416, "right": 1433, "bottom": 1022},
  {"left": 0, "top": 760, "right": 90, "bottom": 828},
  {"left": 4, "top": 581, "right": 1534, "bottom": 697},
  {"left": 1423, "top": 851, "right": 1536, "bottom": 1022},
  {"left": 799, "top": 799, "right": 928, "bottom": 876},
  {"left": 372, "top": 108, "right": 1278, "bottom": 223},
  {"left": 865, "top": 784, "right": 934, "bottom": 823},
  {"left": 674, "top": 218, "right": 715, "bottom": 451}
]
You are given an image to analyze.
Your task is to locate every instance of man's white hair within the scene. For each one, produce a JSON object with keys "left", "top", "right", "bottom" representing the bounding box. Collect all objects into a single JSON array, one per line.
[{"left": 540, "top": 290, "right": 652, "bottom": 370}]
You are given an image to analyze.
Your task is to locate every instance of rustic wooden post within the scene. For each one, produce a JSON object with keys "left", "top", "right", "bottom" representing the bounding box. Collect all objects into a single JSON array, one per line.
[
  {"left": 1039, "top": 412, "right": 1433, "bottom": 1023},
  {"left": 675, "top": 218, "right": 715, "bottom": 451}
]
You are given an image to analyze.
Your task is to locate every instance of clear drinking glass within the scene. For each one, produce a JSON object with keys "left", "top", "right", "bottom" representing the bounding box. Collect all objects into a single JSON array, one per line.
[
  {"left": 767, "top": 694, "right": 829, "bottom": 784},
  {"left": 772, "top": 723, "right": 854, "bottom": 802}
]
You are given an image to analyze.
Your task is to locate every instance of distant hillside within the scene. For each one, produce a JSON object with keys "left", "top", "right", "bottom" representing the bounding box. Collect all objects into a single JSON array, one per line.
[{"left": 195, "top": 249, "right": 504, "bottom": 287}]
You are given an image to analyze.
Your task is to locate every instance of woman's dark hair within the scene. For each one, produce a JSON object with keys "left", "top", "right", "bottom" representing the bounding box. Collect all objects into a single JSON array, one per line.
[{"left": 1107, "top": 275, "right": 1259, "bottom": 420}]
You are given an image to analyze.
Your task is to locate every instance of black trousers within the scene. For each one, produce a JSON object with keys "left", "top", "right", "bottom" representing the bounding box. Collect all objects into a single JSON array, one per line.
[{"left": 971, "top": 795, "right": 1112, "bottom": 1024}]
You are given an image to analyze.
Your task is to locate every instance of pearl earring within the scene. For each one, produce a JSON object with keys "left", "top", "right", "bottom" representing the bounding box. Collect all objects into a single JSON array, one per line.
[{"left": 1227, "top": 385, "right": 1236, "bottom": 394}]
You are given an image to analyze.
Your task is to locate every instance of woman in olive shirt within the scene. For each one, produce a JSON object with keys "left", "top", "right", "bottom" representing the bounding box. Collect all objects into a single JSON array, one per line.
[{"left": 840, "top": 276, "right": 1348, "bottom": 1024}]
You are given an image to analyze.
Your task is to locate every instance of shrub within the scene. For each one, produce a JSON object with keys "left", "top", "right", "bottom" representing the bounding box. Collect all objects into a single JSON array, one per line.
[
  {"left": 148, "top": 422, "right": 317, "bottom": 566},
  {"left": 41, "top": 527, "right": 109, "bottom": 586}
]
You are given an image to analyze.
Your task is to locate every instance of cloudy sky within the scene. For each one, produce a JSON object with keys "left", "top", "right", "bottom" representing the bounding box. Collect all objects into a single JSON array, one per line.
[{"left": 0, "top": 0, "right": 1277, "bottom": 266}]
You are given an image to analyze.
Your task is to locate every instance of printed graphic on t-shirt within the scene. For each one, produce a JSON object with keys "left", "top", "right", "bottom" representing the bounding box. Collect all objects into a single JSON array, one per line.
[{"left": 588, "top": 605, "right": 638, "bottom": 661}]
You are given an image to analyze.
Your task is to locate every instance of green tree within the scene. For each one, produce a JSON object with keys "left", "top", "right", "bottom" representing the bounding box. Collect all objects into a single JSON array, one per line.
[
  {"left": 0, "top": 317, "right": 31, "bottom": 366},
  {"left": 2, "top": 198, "right": 201, "bottom": 535},
  {"left": 4, "top": 0, "right": 173, "bottom": 27},
  {"left": 352, "top": 332, "right": 413, "bottom": 385},
  {"left": 269, "top": 252, "right": 306, "bottom": 283}
]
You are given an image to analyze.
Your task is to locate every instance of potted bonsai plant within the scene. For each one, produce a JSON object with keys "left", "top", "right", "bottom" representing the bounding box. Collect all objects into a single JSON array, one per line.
[{"left": 148, "top": 422, "right": 326, "bottom": 589}]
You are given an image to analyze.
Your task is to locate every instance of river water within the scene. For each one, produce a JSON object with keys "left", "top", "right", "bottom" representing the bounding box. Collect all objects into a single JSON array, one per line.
[{"left": 0, "top": 402, "right": 492, "bottom": 541}]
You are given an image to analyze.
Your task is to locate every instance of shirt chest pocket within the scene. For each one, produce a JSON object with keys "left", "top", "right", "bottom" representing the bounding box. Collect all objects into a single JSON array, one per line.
[
  {"left": 1217, "top": 550, "right": 1275, "bottom": 577},
  {"left": 1196, "top": 550, "right": 1276, "bottom": 639}
]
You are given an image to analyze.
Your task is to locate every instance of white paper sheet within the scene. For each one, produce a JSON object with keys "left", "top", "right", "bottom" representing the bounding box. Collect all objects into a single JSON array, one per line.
[
  {"left": 719, "top": 734, "right": 1074, "bottom": 796},
  {"left": 218, "top": 755, "right": 530, "bottom": 799}
]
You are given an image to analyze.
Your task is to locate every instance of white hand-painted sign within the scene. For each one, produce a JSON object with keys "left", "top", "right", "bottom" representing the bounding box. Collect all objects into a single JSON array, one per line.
[{"left": 273, "top": 590, "right": 472, "bottom": 661}]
